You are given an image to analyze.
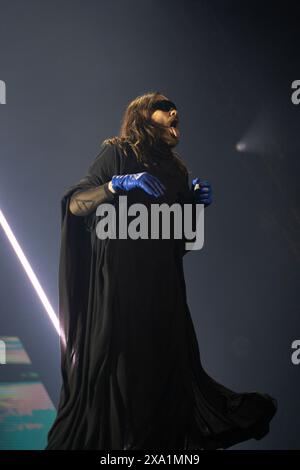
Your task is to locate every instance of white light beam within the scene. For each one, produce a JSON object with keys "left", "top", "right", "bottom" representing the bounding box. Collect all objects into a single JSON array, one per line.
[{"left": 0, "top": 209, "right": 61, "bottom": 336}]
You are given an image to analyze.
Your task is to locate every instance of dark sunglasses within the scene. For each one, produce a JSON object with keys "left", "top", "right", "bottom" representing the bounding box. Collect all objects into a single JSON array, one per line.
[{"left": 150, "top": 99, "right": 177, "bottom": 112}]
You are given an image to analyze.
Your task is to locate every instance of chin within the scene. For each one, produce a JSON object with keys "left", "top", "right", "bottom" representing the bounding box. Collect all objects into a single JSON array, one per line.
[
  {"left": 168, "top": 138, "right": 179, "bottom": 148},
  {"left": 162, "top": 135, "right": 179, "bottom": 147},
  {"left": 159, "top": 132, "right": 179, "bottom": 148}
]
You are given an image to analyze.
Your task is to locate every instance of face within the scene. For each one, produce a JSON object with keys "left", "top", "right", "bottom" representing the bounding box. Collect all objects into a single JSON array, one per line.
[{"left": 150, "top": 95, "right": 180, "bottom": 147}]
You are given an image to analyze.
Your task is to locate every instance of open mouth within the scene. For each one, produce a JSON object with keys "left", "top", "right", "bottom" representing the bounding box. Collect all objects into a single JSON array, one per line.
[{"left": 168, "top": 118, "right": 180, "bottom": 139}]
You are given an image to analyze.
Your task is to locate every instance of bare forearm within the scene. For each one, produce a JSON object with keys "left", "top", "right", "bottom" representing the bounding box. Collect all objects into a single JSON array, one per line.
[{"left": 69, "top": 181, "right": 116, "bottom": 216}]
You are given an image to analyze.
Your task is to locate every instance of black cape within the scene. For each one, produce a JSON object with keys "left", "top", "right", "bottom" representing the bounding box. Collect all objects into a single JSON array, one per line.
[{"left": 46, "top": 142, "right": 277, "bottom": 450}]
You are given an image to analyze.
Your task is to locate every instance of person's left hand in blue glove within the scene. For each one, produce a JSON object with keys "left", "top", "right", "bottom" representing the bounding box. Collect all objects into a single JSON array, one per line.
[{"left": 191, "top": 178, "right": 213, "bottom": 207}]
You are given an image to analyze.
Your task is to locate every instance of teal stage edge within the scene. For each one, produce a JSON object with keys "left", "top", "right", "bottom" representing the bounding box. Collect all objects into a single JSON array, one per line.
[{"left": 0, "top": 336, "right": 56, "bottom": 450}]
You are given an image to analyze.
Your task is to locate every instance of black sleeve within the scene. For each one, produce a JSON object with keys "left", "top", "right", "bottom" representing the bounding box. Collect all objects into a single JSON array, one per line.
[
  {"left": 58, "top": 142, "right": 122, "bottom": 361},
  {"left": 64, "top": 143, "right": 121, "bottom": 232}
]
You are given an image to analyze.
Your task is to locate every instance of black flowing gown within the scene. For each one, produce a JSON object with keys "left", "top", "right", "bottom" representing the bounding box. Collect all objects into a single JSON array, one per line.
[{"left": 45, "top": 142, "right": 277, "bottom": 450}]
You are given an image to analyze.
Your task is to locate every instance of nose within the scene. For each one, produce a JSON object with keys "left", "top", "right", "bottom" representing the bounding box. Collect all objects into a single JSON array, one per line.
[{"left": 170, "top": 108, "right": 177, "bottom": 117}]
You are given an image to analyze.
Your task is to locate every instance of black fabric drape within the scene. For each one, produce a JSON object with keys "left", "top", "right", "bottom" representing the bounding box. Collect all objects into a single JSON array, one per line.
[{"left": 45, "top": 142, "right": 277, "bottom": 450}]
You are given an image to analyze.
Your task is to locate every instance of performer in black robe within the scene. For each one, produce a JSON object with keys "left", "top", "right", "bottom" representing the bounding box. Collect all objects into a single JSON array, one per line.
[{"left": 45, "top": 92, "right": 277, "bottom": 450}]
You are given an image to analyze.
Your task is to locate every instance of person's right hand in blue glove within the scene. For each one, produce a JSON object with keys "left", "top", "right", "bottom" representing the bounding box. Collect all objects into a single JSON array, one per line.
[{"left": 109, "top": 171, "right": 165, "bottom": 198}]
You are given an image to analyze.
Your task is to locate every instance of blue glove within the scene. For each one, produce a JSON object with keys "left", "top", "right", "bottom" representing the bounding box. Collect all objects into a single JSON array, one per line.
[
  {"left": 192, "top": 178, "right": 213, "bottom": 207},
  {"left": 111, "top": 171, "right": 165, "bottom": 198}
]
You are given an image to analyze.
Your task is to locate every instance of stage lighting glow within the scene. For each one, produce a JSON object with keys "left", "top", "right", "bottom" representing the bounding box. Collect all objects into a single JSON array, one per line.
[
  {"left": 236, "top": 141, "right": 247, "bottom": 152},
  {"left": 0, "top": 209, "right": 61, "bottom": 337}
]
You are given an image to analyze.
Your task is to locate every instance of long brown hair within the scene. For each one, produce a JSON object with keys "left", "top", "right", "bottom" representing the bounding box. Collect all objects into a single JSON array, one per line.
[{"left": 103, "top": 91, "right": 189, "bottom": 177}]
